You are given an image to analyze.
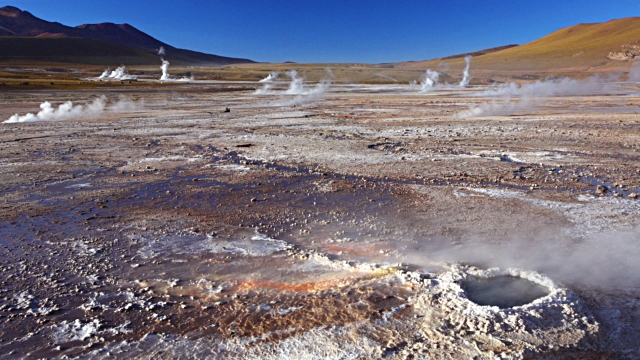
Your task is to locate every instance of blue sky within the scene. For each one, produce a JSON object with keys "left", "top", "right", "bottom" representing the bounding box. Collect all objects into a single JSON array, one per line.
[{"left": 8, "top": 0, "right": 640, "bottom": 63}]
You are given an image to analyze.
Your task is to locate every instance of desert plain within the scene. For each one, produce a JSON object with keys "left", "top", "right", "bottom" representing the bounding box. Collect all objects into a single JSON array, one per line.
[{"left": 0, "top": 65, "right": 638, "bottom": 359}]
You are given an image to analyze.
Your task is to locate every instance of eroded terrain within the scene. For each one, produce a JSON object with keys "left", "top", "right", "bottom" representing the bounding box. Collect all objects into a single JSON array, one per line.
[{"left": 0, "top": 82, "right": 639, "bottom": 359}]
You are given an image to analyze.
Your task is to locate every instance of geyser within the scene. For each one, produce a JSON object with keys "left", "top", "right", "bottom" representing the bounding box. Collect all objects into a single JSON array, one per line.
[
  {"left": 160, "top": 59, "right": 170, "bottom": 81},
  {"left": 4, "top": 96, "right": 107, "bottom": 123},
  {"left": 459, "top": 55, "right": 472, "bottom": 87},
  {"left": 461, "top": 275, "right": 551, "bottom": 308},
  {"left": 420, "top": 70, "right": 440, "bottom": 92},
  {"left": 284, "top": 70, "right": 305, "bottom": 94},
  {"left": 3, "top": 96, "right": 142, "bottom": 123},
  {"left": 98, "top": 66, "right": 136, "bottom": 80},
  {"left": 259, "top": 71, "right": 280, "bottom": 82},
  {"left": 254, "top": 69, "right": 332, "bottom": 105}
]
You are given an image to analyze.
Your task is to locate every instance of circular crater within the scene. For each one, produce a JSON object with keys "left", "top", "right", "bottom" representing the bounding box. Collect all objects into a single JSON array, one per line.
[{"left": 461, "top": 275, "right": 551, "bottom": 308}]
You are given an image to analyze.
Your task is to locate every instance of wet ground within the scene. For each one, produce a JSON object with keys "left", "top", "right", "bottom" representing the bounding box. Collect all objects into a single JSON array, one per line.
[{"left": 0, "top": 82, "right": 639, "bottom": 358}]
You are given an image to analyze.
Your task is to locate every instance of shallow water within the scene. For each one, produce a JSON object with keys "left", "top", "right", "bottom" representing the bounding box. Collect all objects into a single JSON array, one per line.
[{"left": 461, "top": 275, "right": 550, "bottom": 308}]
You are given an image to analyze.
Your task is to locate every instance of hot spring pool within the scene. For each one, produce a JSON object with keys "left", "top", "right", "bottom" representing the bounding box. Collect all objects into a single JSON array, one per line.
[{"left": 461, "top": 275, "right": 551, "bottom": 308}]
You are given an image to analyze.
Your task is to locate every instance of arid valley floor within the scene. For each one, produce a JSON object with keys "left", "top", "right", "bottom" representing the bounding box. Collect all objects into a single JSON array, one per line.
[{"left": 0, "top": 78, "right": 639, "bottom": 359}]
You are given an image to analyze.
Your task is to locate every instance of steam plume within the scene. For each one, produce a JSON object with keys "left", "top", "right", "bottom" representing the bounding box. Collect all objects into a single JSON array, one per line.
[
  {"left": 4, "top": 97, "right": 144, "bottom": 123},
  {"left": 453, "top": 69, "right": 639, "bottom": 117},
  {"left": 98, "top": 66, "right": 136, "bottom": 80},
  {"left": 4, "top": 96, "right": 107, "bottom": 123},
  {"left": 418, "top": 57, "right": 472, "bottom": 92},
  {"left": 160, "top": 59, "right": 170, "bottom": 81},
  {"left": 424, "top": 227, "right": 640, "bottom": 293},
  {"left": 254, "top": 83, "right": 275, "bottom": 95},
  {"left": 256, "top": 69, "right": 333, "bottom": 106},
  {"left": 284, "top": 70, "right": 306, "bottom": 94},
  {"left": 109, "top": 98, "right": 145, "bottom": 113},
  {"left": 158, "top": 46, "right": 166, "bottom": 57},
  {"left": 459, "top": 55, "right": 472, "bottom": 87},
  {"left": 259, "top": 72, "right": 280, "bottom": 82},
  {"left": 274, "top": 78, "right": 330, "bottom": 106},
  {"left": 420, "top": 70, "right": 440, "bottom": 92}
]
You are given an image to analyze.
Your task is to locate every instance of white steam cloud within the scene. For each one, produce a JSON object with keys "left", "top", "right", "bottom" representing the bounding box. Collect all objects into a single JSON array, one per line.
[
  {"left": 459, "top": 55, "right": 472, "bottom": 87},
  {"left": 418, "top": 56, "right": 472, "bottom": 92},
  {"left": 160, "top": 59, "right": 170, "bottom": 81},
  {"left": 158, "top": 46, "right": 166, "bottom": 57},
  {"left": 158, "top": 58, "right": 193, "bottom": 82},
  {"left": 4, "top": 96, "right": 107, "bottom": 123},
  {"left": 254, "top": 83, "right": 275, "bottom": 95},
  {"left": 109, "top": 97, "right": 145, "bottom": 113},
  {"left": 259, "top": 71, "right": 280, "bottom": 83},
  {"left": 255, "top": 69, "right": 333, "bottom": 106},
  {"left": 424, "top": 227, "right": 640, "bottom": 293},
  {"left": 284, "top": 70, "right": 306, "bottom": 94},
  {"left": 453, "top": 68, "right": 640, "bottom": 117},
  {"left": 4, "top": 97, "right": 143, "bottom": 123},
  {"left": 420, "top": 70, "right": 440, "bottom": 92},
  {"left": 98, "top": 66, "right": 136, "bottom": 80}
]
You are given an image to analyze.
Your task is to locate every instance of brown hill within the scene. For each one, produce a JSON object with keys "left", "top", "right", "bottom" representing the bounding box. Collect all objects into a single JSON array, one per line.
[
  {"left": 398, "top": 17, "right": 640, "bottom": 76},
  {"left": 0, "top": 5, "right": 254, "bottom": 66},
  {"left": 439, "top": 45, "right": 519, "bottom": 60}
]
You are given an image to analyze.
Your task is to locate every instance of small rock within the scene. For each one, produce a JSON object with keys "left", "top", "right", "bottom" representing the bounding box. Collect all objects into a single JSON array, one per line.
[
  {"left": 596, "top": 185, "right": 608, "bottom": 194},
  {"left": 629, "top": 193, "right": 638, "bottom": 199}
]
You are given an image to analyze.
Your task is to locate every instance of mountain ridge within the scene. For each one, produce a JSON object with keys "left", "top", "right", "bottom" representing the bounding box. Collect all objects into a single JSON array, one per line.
[{"left": 0, "top": 5, "right": 254, "bottom": 66}]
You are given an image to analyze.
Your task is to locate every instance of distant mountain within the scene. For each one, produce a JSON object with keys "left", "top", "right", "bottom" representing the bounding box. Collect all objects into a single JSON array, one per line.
[{"left": 0, "top": 5, "right": 254, "bottom": 66}]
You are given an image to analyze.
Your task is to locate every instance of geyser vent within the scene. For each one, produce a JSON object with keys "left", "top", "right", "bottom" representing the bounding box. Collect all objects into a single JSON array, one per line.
[{"left": 461, "top": 275, "right": 550, "bottom": 308}]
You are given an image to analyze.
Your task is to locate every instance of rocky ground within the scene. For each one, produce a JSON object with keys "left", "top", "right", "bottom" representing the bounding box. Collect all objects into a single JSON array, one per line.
[{"left": 0, "top": 82, "right": 639, "bottom": 358}]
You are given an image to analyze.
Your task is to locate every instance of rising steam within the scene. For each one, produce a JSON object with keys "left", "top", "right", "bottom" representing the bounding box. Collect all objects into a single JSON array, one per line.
[
  {"left": 419, "top": 56, "right": 472, "bottom": 92},
  {"left": 4, "top": 96, "right": 106, "bottom": 123},
  {"left": 255, "top": 69, "right": 333, "bottom": 106},
  {"left": 420, "top": 70, "right": 440, "bottom": 92},
  {"left": 259, "top": 72, "right": 280, "bottom": 82},
  {"left": 98, "top": 66, "right": 136, "bottom": 80},
  {"left": 453, "top": 70, "right": 630, "bottom": 117},
  {"left": 459, "top": 55, "right": 472, "bottom": 87},
  {"left": 157, "top": 49, "right": 193, "bottom": 81},
  {"left": 3, "top": 97, "right": 143, "bottom": 123},
  {"left": 425, "top": 226, "right": 640, "bottom": 293},
  {"left": 160, "top": 59, "right": 170, "bottom": 81},
  {"left": 284, "top": 70, "right": 307, "bottom": 94}
]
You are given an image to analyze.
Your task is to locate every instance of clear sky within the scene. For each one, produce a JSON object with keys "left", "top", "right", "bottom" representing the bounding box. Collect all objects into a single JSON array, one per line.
[{"left": 7, "top": 0, "right": 640, "bottom": 63}]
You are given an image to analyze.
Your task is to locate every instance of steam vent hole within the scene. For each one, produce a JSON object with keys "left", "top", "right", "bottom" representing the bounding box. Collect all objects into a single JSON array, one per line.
[{"left": 461, "top": 275, "right": 551, "bottom": 308}]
